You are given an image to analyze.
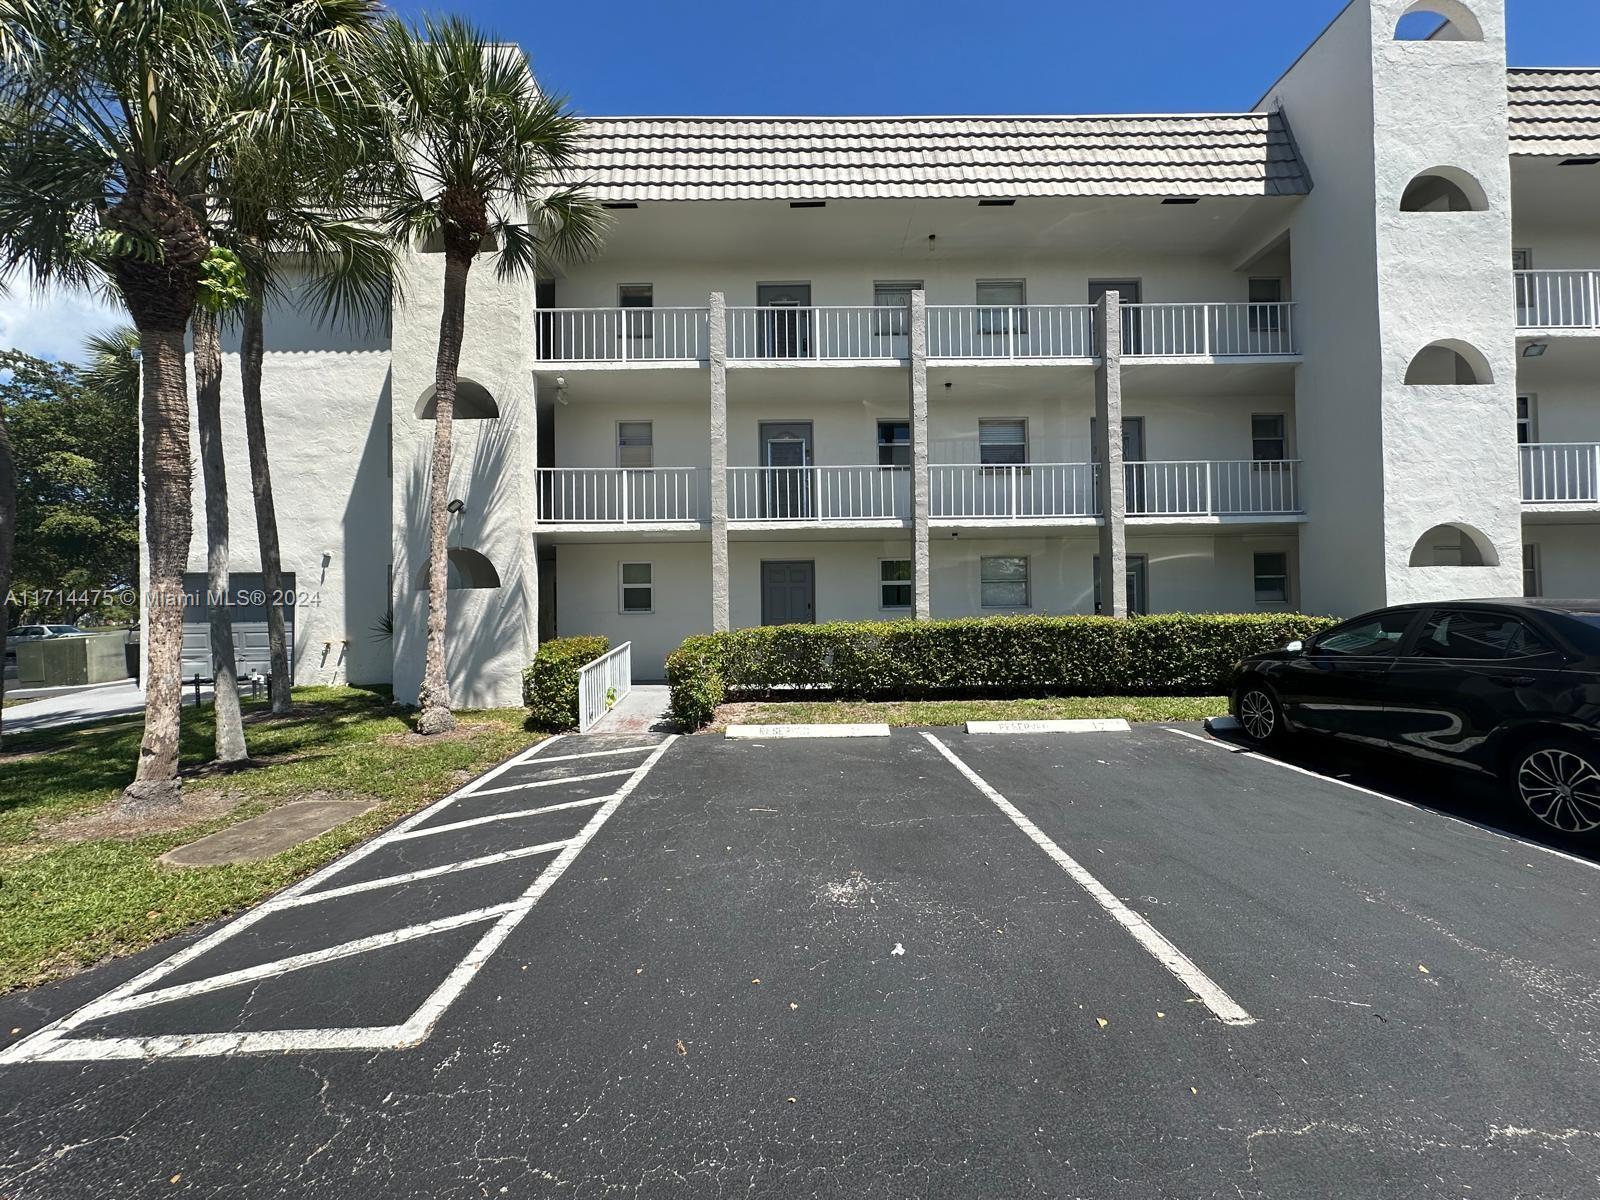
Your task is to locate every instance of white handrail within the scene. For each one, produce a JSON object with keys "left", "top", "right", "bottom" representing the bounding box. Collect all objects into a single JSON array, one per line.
[
  {"left": 577, "top": 642, "right": 632, "bottom": 733},
  {"left": 725, "top": 306, "right": 907, "bottom": 361},
  {"left": 1124, "top": 460, "right": 1302, "bottom": 516},
  {"left": 536, "top": 307, "right": 709, "bottom": 362},
  {"left": 1121, "top": 303, "right": 1298, "bottom": 357},
  {"left": 1520, "top": 442, "right": 1600, "bottom": 503},
  {"left": 925, "top": 305, "right": 1096, "bottom": 359},
  {"left": 1514, "top": 270, "right": 1600, "bottom": 330},
  {"left": 929, "top": 463, "right": 1100, "bottom": 518},
  {"left": 727, "top": 465, "right": 910, "bottom": 521},
  {"left": 536, "top": 467, "right": 708, "bottom": 524}
]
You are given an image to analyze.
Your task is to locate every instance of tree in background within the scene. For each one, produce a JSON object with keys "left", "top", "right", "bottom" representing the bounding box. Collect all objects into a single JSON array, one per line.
[{"left": 371, "top": 15, "right": 603, "bottom": 734}]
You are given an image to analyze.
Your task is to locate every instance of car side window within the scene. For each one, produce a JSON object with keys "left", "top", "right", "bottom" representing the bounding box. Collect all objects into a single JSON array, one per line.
[
  {"left": 1412, "top": 610, "right": 1556, "bottom": 661},
  {"left": 1313, "top": 611, "right": 1416, "bottom": 658}
]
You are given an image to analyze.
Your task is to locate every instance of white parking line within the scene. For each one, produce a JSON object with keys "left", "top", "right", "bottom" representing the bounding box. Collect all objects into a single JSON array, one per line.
[
  {"left": 465, "top": 767, "right": 638, "bottom": 798},
  {"left": 2, "top": 734, "right": 677, "bottom": 1064},
  {"left": 920, "top": 732, "right": 1255, "bottom": 1027},
  {"left": 283, "top": 839, "right": 575, "bottom": 907},
  {"left": 390, "top": 795, "right": 612, "bottom": 842},
  {"left": 533, "top": 746, "right": 658, "bottom": 765},
  {"left": 1165, "top": 726, "right": 1600, "bottom": 877}
]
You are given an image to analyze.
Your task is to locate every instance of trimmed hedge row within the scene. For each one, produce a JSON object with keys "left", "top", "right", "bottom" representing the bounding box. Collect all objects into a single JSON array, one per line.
[
  {"left": 666, "top": 614, "right": 1336, "bottom": 729},
  {"left": 524, "top": 635, "right": 609, "bottom": 730}
]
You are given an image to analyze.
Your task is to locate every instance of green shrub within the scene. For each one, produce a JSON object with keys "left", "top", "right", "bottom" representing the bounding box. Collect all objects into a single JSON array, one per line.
[
  {"left": 665, "top": 613, "right": 1335, "bottom": 730},
  {"left": 524, "top": 635, "right": 609, "bottom": 730}
]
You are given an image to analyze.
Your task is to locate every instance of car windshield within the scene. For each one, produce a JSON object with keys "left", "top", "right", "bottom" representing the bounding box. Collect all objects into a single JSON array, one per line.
[{"left": 46, "top": 625, "right": 83, "bottom": 634}]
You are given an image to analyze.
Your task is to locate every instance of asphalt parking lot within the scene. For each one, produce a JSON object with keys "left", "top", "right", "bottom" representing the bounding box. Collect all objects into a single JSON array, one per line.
[{"left": 3, "top": 722, "right": 1599, "bottom": 1199}]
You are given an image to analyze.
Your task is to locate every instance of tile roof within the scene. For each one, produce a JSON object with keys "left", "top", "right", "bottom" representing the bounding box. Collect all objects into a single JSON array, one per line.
[
  {"left": 564, "top": 114, "right": 1312, "bottom": 202},
  {"left": 1508, "top": 68, "right": 1600, "bottom": 156}
]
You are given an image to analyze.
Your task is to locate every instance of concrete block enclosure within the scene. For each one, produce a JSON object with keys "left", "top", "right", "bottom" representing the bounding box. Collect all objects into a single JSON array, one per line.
[{"left": 170, "top": 0, "right": 1600, "bottom": 693}]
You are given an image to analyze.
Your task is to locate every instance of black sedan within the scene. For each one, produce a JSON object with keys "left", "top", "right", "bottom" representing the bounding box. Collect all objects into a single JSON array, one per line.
[{"left": 1231, "top": 599, "right": 1600, "bottom": 838}]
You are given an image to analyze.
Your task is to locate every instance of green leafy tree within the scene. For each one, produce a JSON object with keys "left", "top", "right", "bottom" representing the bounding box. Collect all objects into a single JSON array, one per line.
[{"left": 371, "top": 15, "right": 603, "bottom": 734}]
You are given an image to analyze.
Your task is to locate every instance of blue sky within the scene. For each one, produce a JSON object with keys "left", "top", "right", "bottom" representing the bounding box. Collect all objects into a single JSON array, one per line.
[{"left": 4, "top": 0, "right": 1596, "bottom": 360}]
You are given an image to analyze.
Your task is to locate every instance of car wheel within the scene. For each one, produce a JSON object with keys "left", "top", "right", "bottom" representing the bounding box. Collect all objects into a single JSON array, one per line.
[
  {"left": 1235, "top": 684, "right": 1283, "bottom": 745},
  {"left": 1512, "top": 739, "right": 1600, "bottom": 837}
]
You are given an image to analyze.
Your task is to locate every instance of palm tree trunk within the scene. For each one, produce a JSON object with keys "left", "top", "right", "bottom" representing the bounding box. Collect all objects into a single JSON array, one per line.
[
  {"left": 415, "top": 249, "right": 472, "bottom": 735},
  {"left": 122, "top": 325, "right": 194, "bottom": 810},
  {"left": 240, "top": 297, "right": 292, "bottom": 714},
  {"left": 0, "top": 408, "right": 16, "bottom": 750},
  {"left": 193, "top": 309, "right": 248, "bottom": 764}
]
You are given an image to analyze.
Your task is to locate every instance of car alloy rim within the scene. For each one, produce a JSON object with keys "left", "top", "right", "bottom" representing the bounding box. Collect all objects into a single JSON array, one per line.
[
  {"left": 1518, "top": 749, "right": 1600, "bottom": 834},
  {"left": 1239, "top": 690, "right": 1275, "bottom": 741}
]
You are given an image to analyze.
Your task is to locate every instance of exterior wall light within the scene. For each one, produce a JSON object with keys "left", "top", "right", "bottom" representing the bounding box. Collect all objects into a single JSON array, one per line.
[{"left": 1522, "top": 343, "right": 1548, "bottom": 358}]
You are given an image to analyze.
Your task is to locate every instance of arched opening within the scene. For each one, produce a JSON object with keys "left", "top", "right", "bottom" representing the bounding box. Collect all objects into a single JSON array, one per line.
[
  {"left": 1408, "top": 523, "right": 1499, "bottom": 567},
  {"left": 1400, "top": 167, "right": 1488, "bottom": 212},
  {"left": 414, "top": 548, "right": 502, "bottom": 590},
  {"left": 1394, "top": 1, "right": 1483, "bottom": 41},
  {"left": 1404, "top": 339, "right": 1493, "bottom": 385},
  {"left": 416, "top": 378, "right": 499, "bottom": 420}
]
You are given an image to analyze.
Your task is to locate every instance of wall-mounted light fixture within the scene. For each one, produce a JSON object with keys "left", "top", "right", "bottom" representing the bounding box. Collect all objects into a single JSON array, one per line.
[
  {"left": 446, "top": 499, "right": 465, "bottom": 514},
  {"left": 1522, "top": 343, "right": 1549, "bottom": 358}
]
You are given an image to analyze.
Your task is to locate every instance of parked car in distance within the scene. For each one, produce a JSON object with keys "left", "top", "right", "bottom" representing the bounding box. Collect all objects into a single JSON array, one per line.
[
  {"left": 4, "top": 624, "right": 92, "bottom": 663},
  {"left": 1231, "top": 599, "right": 1600, "bottom": 839}
]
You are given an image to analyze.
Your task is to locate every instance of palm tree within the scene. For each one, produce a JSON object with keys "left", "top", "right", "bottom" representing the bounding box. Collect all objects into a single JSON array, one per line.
[
  {"left": 371, "top": 16, "right": 603, "bottom": 734},
  {"left": 0, "top": 0, "right": 239, "bottom": 808},
  {"left": 0, "top": 399, "right": 15, "bottom": 748}
]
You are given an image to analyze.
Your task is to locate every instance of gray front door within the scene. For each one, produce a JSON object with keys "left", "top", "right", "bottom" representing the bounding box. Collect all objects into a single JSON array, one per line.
[
  {"left": 761, "top": 561, "right": 815, "bottom": 626},
  {"left": 759, "top": 421, "right": 813, "bottom": 519},
  {"left": 757, "top": 283, "right": 811, "bottom": 358}
]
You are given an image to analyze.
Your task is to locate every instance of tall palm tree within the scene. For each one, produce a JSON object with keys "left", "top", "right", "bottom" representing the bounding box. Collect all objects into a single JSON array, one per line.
[
  {"left": 0, "top": 398, "right": 15, "bottom": 748},
  {"left": 0, "top": 0, "right": 239, "bottom": 808},
  {"left": 371, "top": 16, "right": 603, "bottom": 735}
]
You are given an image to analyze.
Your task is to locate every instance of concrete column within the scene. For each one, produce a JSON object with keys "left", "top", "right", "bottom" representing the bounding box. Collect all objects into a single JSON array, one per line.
[
  {"left": 708, "top": 292, "right": 730, "bottom": 632},
  {"left": 909, "top": 289, "right": 931, "bottom": 619},
  {"left": 1093, "top": 292, "right": 1128, "bottom": 618}
]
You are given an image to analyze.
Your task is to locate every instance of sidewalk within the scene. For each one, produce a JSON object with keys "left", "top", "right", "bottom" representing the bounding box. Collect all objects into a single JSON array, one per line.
[
  {"left": 3, "top": 679, "right": 212, "bottom": 735},
  {"left": 587, "top": 683, "right": 674, "bottom": 733}
]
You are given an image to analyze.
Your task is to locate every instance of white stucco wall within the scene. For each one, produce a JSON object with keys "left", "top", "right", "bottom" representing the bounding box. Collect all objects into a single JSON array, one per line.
[{"left": 551, "top": 540, "right": 712, "bottom": 679}]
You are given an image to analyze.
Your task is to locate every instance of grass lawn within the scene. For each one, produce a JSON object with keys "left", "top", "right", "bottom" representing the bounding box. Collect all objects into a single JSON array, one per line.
[
  {"left": 717, "top": 695, "right": 1228, "bottom": 729},
  {"left": 0, "top": 685, "right": 539, "bottom": 993},
  {"left": 2, "top": 696, "right": 37, "bottom": 709}
]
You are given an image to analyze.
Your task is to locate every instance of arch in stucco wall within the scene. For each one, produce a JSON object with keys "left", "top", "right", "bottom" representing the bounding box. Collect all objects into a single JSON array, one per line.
[
  {"left": 1404, "top": 339, "right": 1494, "bottom": 385},
  {"left": 1407, "top": 523, "right": 1499, "bottom": 568},
  {"left": 414, "top": 548, "right": 502, "bottom": 590},
  {"left": 1400, "top": 166, "right": 1489, "bottom": 212},
  {"left": 1394, "top": 0, "right": 1484, "bottom": 41},
  {"left": 415, "top": 378, "right": 500, "bottom": 420}
]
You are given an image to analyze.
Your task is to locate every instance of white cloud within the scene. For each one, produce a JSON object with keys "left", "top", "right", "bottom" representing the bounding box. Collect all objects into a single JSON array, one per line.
[{"left": 0, "top": 282, "right": 126, "bottom": 363}]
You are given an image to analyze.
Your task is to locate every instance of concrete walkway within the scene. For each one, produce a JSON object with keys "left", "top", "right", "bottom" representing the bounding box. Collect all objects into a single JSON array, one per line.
[
  {"left": 3, "top": 679, "right": 212, "bottom": 735},
  {"left": 588, "top": 683, "right": 674, "bottom": 734}
]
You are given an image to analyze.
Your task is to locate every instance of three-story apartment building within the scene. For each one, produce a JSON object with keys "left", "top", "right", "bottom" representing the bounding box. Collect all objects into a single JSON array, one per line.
[{"left": 175, "top": 0, "right": 1600, "bottom": 703}]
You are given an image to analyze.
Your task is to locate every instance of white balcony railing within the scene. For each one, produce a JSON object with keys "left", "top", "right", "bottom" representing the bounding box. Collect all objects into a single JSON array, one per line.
[
  {"left": 536, "top": 308, "right": 709, "bottom": 363},
  {"left": 1125, "top": 460, "right": 1302, "bottom": 516},
  {"left": 725, "top": 306, "right": 906, "bottom": 361},
  {"left": 577, "top": 642, "right": 631, "bottom": 733},
  {"left": 1515, "top": 270, "right": 1600, "bottom": 331},
  {"left": 930, "top": 463, "right": 1100, "bottom": 519},
  {"left": 1121, "top": 303, "right": 1298, "bottom": 357},
  {"left": 537, "top": 467, "right": 708, "bottom": 524},
  {"left": 1521, "top": 443, "right": 1600, "bottom": 504},
  {"left": 925, "top": 305, "right": 1097, "bottom": 360},
  {"left": 727, "top": 465, "right": 910, "bottom": 521}
]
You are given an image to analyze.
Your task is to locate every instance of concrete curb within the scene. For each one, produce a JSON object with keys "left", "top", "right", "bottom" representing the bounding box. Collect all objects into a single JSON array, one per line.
[
  {"left": 1203, "top": 716, "right": 1242, "bottom": 734},
  {"left": 964, "top": 719, "right": 1132, "bottom": 735},
  {"left": 724, "top": 724, "right": 892, "bottom": 740}
]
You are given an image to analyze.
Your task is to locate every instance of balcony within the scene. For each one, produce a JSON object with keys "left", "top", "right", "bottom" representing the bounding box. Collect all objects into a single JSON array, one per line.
[
  {"left": 1121, "top": 303, "right": 1298, "bottom": 359},
  {"left": 536, "top": 308, "right": 709, "bottom": 365},
  {"left": 537, "top": 467, "right": 709, "bottom": 525},
  {"left": 926, "top": 306, "right": 1096, "bottom": 361},
  {"left": 1515, "top": 270, "right": 1600, "bottom": 332},
  {"left": 727, "top": 465, "right": 909, "bottom": 524},
  {"left": 1521, "top": 443, "right": 1600, "bottom": 507},
  {"left": 930, "top": 463, "right": 1100, "bottom": 521},
  {"left": 1125, "top": 460, "right": 1303, "bottom": 518},
  {"left": 725, "top": 306, "right": 908, "bottom": 363}
]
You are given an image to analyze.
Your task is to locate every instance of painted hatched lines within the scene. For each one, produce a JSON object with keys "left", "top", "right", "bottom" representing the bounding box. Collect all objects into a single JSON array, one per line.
[
  {"left": 2, "top": 734, "right": 677, "bottom": 1064},
  {"left": 391, "top": 795, "right": 613, "bottom": 842},
  {"left": 465, "top": 767, "right": 638, "bottom": 798},
  {"left": 920, "top": 732, "right": 1255, "bottom": 1027}
]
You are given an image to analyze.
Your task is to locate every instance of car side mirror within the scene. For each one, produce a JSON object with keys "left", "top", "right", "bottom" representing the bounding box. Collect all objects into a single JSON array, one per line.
[{"left": 1284, "top": 640, "right": 1305, "bottom": 654}]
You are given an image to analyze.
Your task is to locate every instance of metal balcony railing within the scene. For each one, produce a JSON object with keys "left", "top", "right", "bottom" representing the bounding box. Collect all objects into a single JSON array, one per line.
[
  {"left": 536, "top": 467, "right": 708, "bottom": 523},
  {"left": 1124, "top": 460, "right": 1302, "bottom": 516},
  {"left": 925, "top": 305, "right": 1097, "bottom": 360},
  {"left": 725, "top": 306, "right": 907, "bottom": 361},
  {"left": 1521, "top": 443, "right": 1600, "bottom": 504},
  {"left": 536, "top": 308, "right": 709, "bottom": 363},
  {"left": 727, "top": 465, "right": 910, "bottom": 521},
  {"left": 1121, "top": 303, "right": 1299, "bottom": 357},
  {"left": 930, "top": 463, "right": 1100, "bottom": 519},
  {"left": 1515, "top": 270, "right": 1600, "bottom": 331}
]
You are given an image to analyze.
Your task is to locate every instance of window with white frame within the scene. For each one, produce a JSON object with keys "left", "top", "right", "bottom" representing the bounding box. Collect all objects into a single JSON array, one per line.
[
  {"left": 980, "top": 556, "right": 1029, "bottom": 608},
  {"left": 1254, "top": 552, "right": 1290, "bottom": 604},
  {"left": 1252, "top": 414, "right": 1287, "bottom": 460},
  {"left": 1523, "top": 544, "right": 1541, "bottom": 597},
  {"left": 617, "top": 421, "right": 653, "bottom": 468},
  {"left": 620, "top": 562, "right": 653, "bottom": 612},
  {"left": 877, "top": 420, "right": 911, "bottom": 468},
  {"left": 976, "top": 279, "right": 1027, "bottom": 334},
  {"left": 880, "top": 559, "right": 912, "bottom": 609},
  {"left": 979, "top": 419, "right": 1027, "bottom": 466},
  {"left": 873, "top": 280, "right": 920, "bottom": 336}
]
